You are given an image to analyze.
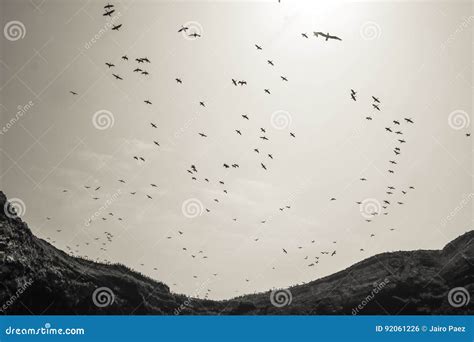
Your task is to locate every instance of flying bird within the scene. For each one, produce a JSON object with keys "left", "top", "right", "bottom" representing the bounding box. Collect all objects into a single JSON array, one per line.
[
  {"left": 112, "top": 74, "right": 123, "bottom": 80},
  {"left": 313, "top": 32, "right": 342, "bottom": 41},
  {"left": 111, "top": 24, "right": 122, "bottom": 31}
]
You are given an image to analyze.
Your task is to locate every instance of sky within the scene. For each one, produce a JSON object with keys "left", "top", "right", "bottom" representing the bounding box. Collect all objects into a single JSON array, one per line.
[{"left": 0, "top": 0, "right": 472, "bottom": 300}]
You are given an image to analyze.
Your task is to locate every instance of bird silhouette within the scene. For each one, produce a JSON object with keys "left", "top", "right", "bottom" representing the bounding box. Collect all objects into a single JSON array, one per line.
[
  {"left": 302, "top": 33, "right": 308, "bottom": 38},
  {"left": 261, "top": 163, "right": 267, "bottom": 170},
  {"left": 144, "top": 100, "right": 152, "bottom": 105},
  {"left": 281, "top": 76, "right": 288, "bottom": 81},
  {"left": 242, "top": 115, "right": 249, "bottom": 120},
  {"left": 103, "top": 9, "right": 115, "bottom": 16},
  {"left": 105, "top": 62, "right": 115, "bottom": 68},
  {"left": 112, "top": 74, "right": 123, "bottom": 80},
  {"left": 404, "top": 118, "right": 414, "bottom": 124},
  {"left": 198, "top": 133, "right": 207, "bottom": 137},
  {"left": 313, "top": 32, "right": 342, "bottom": 41},
  {"left": 372, "top": 96, "right": 380, "bottom": 103},
  {"left": 69, "top": 91, "right": 78, "bottom": 95},
  {"left": 264, "top": 89, "right": 271, "bottom": 94},
  {"left": 255, "top": 44, "right": 262, "bottom": 50},
  {"left": 111, "top": 24, "right": 122, "bottom": 31},
  {"left": 178, "top": 26, "right": 188, "bottom": 33},
  {"left": 372, "top": 104, "right": 380, "bottom": 111},
  {"left": 235, "top": 130, "right": 242, "bottom": 135}
]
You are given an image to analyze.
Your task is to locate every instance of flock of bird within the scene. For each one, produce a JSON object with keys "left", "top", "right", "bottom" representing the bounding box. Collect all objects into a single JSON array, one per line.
[{"left": 41, "top": 2, "right": 467, "bottom": 299}]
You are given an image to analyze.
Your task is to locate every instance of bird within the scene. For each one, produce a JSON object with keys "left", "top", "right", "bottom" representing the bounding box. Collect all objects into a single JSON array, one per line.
[
  {"left": 153, "top": 141, "right": 160, "bottom": 146},
  {"left": 331, "top": 250, "right": 336, "bottom": 256},
  {"left": 104, "top": 3, "right": 114, "bottom": 9},
  {"left": 264, "top": 89, "right": 271, "bottom": 94},
  {"left": 150, "top": 123, "right": 157, "bottom": 128},
  {"left": 330, "top": 197, "right": 336, "bottom": 201},
  {"left": 198, "top": 133, "right": 207, "bottom": 137},
  {"left": 351, "top": 93, "right": 356, "bottom": 101},
  {"left": 302, "top": 33, "right": 308, "bottom": 38},
  {"left": 238, "top": 80, "right": 247, "bottom": 86},
  {"left": 189, "top": 32, "right": 201, "bottom": 38},
  {"left": 268, "top": 154, "right": 273, "bottom": 159},
  {"left": 112, "top": 74, "right": 123, "bottom": 80},
  {"left": 111, "top": 24, "right": 122, "bottom": 31},
  {"left": 404, "top": 118, "right": 414, "bottom": 124},
  {"left": 175, "top": 78, "right": 182, "bottom": 84},
  {"left": 372, "top": 104, "right": 380, "bottom": 111},
  {"left": 118, "top": 179, "right": 126, "bottom": 183},
  {"left": 199, "top": 102, "right": 205, "bottom": 107},
  {"left": 267, "top": 60, "right": 274, "bottom": 66},
  {"left": 255, "top": 44, "right": 262, "bottom": 50},
  {"left": 235, "top": 130, "right": 242, "bottom": 135},
  {"left": 261, "top": 163, "right": 267, "bottom": 170},
  {"left": 242, "top": 115, "right": 249, "bottom": 120},
  {"left": 254, "top": 148, "right": 259, "bottom": 153},
  {"left": 290, "top": 132, "right": 296, "bottom": 138},
  {"left": 372, "top": 96, "right": 380, "bottom": 103},
  {"left": 260, "top": 136, "right": 269, "bottom": 141},
  {"left": 133, "top": 68, "right": 142, "bottom": 72},
  {"left": 103, "top": 9, "right": 115, "bottom": 16},
  {"left": 385, "top": 127, "right": 392, "bottom": 132},
  {"left": 282, "top": 248, "right": 288, "bottom": 254},
  {"left": 260, "top": 128, "right": 266, "bottom": 133},
  {"left": 178, "top": 26, "right": 188, "bottom": 33},
  {"left": 144, "top": 100, "right": 152, "bottom": 105},
  {"left": 313, "top": 32, "right": 342, "bottom": 41},
  {"left": 281, "top": 76, "right": 288, "bottom": 81},
  {"left": 232, "top": 79, "right": 238, "bottom": 86},
  {"left": 69, "top": 91, "right": 78, "bottom": 95},
  {"left": 105, "top": 63, "right": 115, "bottom": 68},
  {"left": 141, "top": 71, "right": 149, "bottom": 75}
]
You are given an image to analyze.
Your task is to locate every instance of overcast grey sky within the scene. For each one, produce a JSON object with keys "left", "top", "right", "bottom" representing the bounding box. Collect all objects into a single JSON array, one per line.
[{"left": 0, "top": 0, "right": 472, "bottom": 299}]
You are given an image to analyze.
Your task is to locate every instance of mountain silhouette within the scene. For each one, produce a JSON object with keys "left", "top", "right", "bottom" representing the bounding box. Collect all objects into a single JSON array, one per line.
[{"left": 0, "top": 191, "right": 472, "bottom": 315}]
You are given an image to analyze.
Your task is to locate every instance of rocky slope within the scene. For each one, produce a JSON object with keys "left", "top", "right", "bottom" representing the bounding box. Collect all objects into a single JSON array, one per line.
[{"left": 0, "top": 191, "right": 472, "bottom": 315}]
